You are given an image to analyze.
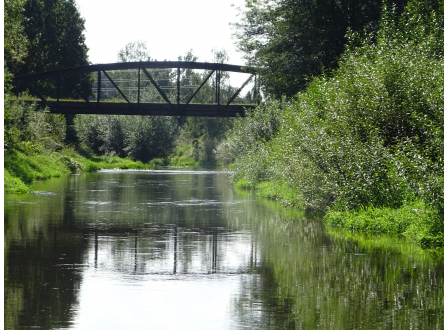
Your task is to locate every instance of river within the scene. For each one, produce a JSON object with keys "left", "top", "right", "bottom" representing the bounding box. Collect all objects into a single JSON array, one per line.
[{"left": 4, "top": 169, "right": 443, "bottom": 329}]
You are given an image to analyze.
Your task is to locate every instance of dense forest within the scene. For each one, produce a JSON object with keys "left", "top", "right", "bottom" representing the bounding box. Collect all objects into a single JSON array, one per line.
[{"left": 4, "top": 0, "right": 443, "bottom": 248}]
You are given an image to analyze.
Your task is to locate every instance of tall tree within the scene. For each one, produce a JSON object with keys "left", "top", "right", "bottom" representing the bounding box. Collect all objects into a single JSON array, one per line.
[
  {"left": 233, "top": 0, "right": 407, "bottom": 97},
  {"left": 117, "top": 40, "right": 151, "bottom": 62},
  {"left": 4, "top": 0, "right": 28, "bottom": 77},
  {"left": 18, "top": 0, "right": 91, "bottom": 98}
]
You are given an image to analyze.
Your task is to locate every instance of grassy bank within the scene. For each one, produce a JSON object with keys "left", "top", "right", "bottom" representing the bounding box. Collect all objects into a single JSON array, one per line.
[
  {"left": 325, "top": 201, "right": 443, "bottom": 248},
  {"left": 4, "top": 147, "right": 79, "bottom": 193},
  {"left": 234, "top": 178, "right": 443, "bottom": 249},
  {"left": 4, "top": 144, "right": 152, "bottom": 194}
]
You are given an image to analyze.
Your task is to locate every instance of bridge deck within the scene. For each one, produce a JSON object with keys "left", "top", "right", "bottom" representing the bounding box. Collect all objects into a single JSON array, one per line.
[{"left": 39, "top": 101, "right": 253, "bottom": 117}]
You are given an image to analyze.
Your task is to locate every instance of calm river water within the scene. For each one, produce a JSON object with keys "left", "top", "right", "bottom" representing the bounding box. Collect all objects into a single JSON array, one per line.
[{"left": 4, "top": 169, "right": 443, "bottom": 329}]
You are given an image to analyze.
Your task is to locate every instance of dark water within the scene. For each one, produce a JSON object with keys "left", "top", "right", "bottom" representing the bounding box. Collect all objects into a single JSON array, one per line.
[{"left": 4, "top": 170, "right": 443, "bottom": 330}]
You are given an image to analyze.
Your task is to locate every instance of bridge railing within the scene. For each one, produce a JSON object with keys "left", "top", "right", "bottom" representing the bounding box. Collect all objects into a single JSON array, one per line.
[{"left": 12, "top": 61, "right": 260, "bottom": 117}]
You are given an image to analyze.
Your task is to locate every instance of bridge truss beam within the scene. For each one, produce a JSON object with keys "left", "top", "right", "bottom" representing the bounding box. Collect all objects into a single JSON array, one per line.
[{"left": 12, "top": 61, "right": 259, "bottom": 117}]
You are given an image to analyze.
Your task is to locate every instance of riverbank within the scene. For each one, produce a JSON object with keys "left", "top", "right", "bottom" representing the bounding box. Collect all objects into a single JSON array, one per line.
[
  {"left": 218, "top": 3, "right": 443, "bottom": 249},
  {"left": 3, "top": 99, "right": 212, "bottom": 194},
  {"left": 4, "top": 144, "right": 154, "bottom": 194},
  {"left": 234, "top": 178, "right": 443, "bottom": 249},
  {"left": 3, "top": 131, "right": 212, "bottom": 194}
]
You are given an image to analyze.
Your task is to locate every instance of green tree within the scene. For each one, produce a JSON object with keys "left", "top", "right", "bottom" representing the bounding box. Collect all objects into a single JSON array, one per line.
[
  {"left": 4, "top": 0, "right": 28, "bottom": 76},
  {"left": 233, "top": 0, "right": 407, "bottom": 97},
  {"left": 122, "top": 116, "right": 177, "bottom": 162},
  {"left": 117, "top": 40, "right": 151, "bottom": 62},
  {"left": 18, "top": 0, "right": 91, "bottom": 98}
]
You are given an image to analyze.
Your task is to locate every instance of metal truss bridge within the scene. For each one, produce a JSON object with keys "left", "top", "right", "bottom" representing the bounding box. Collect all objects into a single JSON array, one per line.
[{"left": 12, "top": 61, "right": 259, "bottom": 117}]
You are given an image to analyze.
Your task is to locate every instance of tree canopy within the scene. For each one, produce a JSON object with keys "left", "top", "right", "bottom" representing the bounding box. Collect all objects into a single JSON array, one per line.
[
  {"left": 20, "top": 0, "right": 89, "bottom": 73},
  {"left": 233, "top": 0, "right": 407, "bottom": 97},
  {"left": 14, "top": 0, "right": 92, "bottom": 98},
  {"left": 4, "top": 0, "right": 28, "bottom": 76}
]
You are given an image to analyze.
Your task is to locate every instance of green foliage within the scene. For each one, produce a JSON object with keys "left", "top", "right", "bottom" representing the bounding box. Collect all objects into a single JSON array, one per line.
[
  {"left": 169, "top": 144, "right": 199, "bottom": 167},
  {"left": 4, "top": 0, "right": 28, "bottom": 72},
  {"left": 233, "top": 0, "right": 407, "bottom": 97},
  {"left": 73, "top": 114, "right": 126, "bottom": 157},
  {"left": 17, "top": 0, "right": 92, "bottom": 98},
  {"left": 4, "top": 94, "right": 66, "bottom": 151},
  {"left": 325, "top": 200, "right": 443, "bottom": 248},
  {"left": 73, "top": 113, "right": 178, "bottom": 163},
  {"left": 117, "top": 40, "right": 151, "bottom": 62},
  {"left": 123, "top": 116, "right": 177, "bottom": 163},
  {"left": 222, "top": 1, "right": 443, "bottom": 247},
  {"left": 85, "top": 162, "right": 99, "bottom": 172},
  {"left": 255, "top": 181, "right": 300, "bottom": 206},
  {"left": 78, "top": 153, "right": 151, "bottom": 171},
  {"left": 74, "top": 113, "right": 178, "bottom": 162},
  {"left": 4, "top": 168, "right": 29, "bottom": 193},
  {"left": 59, "top": 156, "right": 82, "bottom": 173},
  {"left": 4, "top": 148, "right": 70, "bottom": 189},
  {"left": 234, "top": 179, "right": 251, "bottom": 189},
  {"left": 3, "top": 92, "right": 151, "bottom": 192},
  {"left": 148, "top": 158, "right": 169, "bottom": 169}
]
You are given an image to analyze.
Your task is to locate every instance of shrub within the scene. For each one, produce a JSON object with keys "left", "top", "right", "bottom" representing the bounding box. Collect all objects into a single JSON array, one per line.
[
  {"left": 85, "top": 162, "right": 99, "bottom": 172},
  {"left": 59, "top": 156, "right": 82, "bottom": 173},
  {"left": 219, "top": 1, "right": 443, "bottom": 247}
]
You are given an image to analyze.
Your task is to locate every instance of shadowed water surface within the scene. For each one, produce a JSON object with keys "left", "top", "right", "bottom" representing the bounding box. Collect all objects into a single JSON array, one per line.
[{"left": 4, "top": 169, "right": 443, "bottom": 329}]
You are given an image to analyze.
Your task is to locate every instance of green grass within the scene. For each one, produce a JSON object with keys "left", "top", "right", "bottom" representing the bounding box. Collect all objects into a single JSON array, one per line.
[
  {"left": 4, "top": 169, "right": 29, "bottom": 193},
  {"left": 4, "top": 143, "right": 153, "bottom": 193},
  {"left": 255, "top": 181, "right": 302, "bottom": 207},
  {"left": 168, "top": 143, "right": 199, "bottom": 167},
  {"left": 235, "top": 179, "right": 252, "bottom": 189},
  {"left": 83, "top": 156, "right": 150, "bottom": 171},
  {"left": 234, "top": 179, "right": 304, "bottom": 208},
  {"left": 325, "top": 200, "right": 443, "bottom": 248},
  {"left": 74, "top": 144, "right": 152, "bottom": 171},
  {"left": 4, "top": 149, "right": 71, "bottom": 185}
]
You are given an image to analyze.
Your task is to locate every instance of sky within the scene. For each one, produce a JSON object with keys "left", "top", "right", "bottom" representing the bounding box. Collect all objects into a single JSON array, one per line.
[{"left": 74, "top": 0, "right": 248, "bottom": 66}]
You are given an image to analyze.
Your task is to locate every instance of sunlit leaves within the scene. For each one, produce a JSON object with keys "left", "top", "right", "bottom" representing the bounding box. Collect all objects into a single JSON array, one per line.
[
  {"left": 222, "top": 0, "right": 443, "bottom": 230},
  {"left": 4, "top": 0, "right": 28, "bottom": 72}
]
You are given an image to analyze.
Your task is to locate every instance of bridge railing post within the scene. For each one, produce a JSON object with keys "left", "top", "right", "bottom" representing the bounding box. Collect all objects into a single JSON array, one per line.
[
  {"left": 97, "top": 70, "right": 101, "bottom": 104},
  {"left": 216, "top": 70, "right": 221, "bottom": 110},
  {"left": 137, "top": 67, "right": 141, "bottom": 106},
  {"left": 177, "top": 67, "right": 180, "bottom": 108}
]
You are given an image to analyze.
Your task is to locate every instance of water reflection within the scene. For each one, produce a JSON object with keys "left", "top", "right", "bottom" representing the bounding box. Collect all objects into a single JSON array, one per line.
[
  {"left": 4, "top": 170, "right": 443, "bottom": 330},
  {"left": 77, "top": 226, "right": 254, "bottom": 276}
]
